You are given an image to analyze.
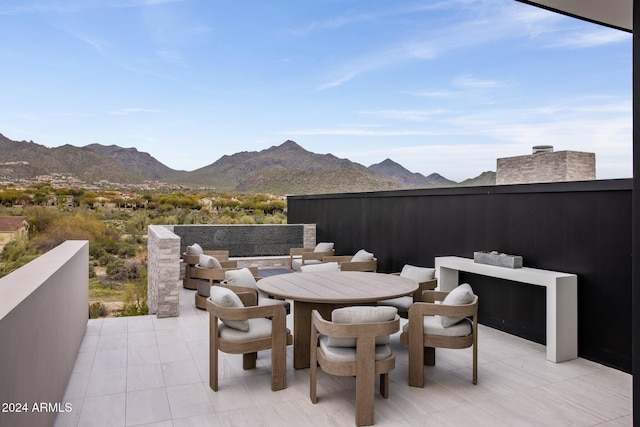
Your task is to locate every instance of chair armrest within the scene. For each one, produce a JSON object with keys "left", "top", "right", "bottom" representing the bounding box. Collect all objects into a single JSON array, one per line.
[
  {"left": 311, "top": 310, "right": 400, "bottom": 338},
  {"left": 290, "top": 247, "right": 313, "bottom": 256},
  {"left": 302, "top": 251, "right": 334, "bottom": 262},
  {"left": 220, "top": 260, "right": 238, "bottom": 268},
  {"left": 339, "top": 259, "right": 377, "bottom": 272},
  {"left": 323, "top": 255, "right": 353, "bottom": 263}
]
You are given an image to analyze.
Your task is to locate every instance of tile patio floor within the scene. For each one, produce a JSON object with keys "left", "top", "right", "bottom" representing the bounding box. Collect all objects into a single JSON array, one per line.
[{"left": 55, "top": 284, "right": 632, "bottom": 426}]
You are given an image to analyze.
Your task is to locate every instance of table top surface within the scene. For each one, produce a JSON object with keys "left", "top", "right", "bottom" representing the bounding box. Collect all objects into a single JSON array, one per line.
[{"left": 256, "top": 271, "right": 418, "bottom": 303}]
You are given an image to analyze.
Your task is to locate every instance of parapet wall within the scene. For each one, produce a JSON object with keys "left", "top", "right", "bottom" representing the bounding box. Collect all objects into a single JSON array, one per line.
[
  {"left": 0, "top": 240, "right": 89, "bottom": 427},
  {"left": 169, "top": 224, "right": 316, "bottom": 256}
]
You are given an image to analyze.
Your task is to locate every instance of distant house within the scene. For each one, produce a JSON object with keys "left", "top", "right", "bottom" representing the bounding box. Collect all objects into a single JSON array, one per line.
[
  {"left": 0, "top": 216, "right": 29, "bottom": 250},
  {"left": 199, "top": 197, "right": 215, "bottom": 211}
]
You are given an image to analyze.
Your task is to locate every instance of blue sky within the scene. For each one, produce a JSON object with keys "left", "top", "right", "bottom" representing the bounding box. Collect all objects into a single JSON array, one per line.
[{"left": 0, "top": 0, "right": 632, "bottom": 182}]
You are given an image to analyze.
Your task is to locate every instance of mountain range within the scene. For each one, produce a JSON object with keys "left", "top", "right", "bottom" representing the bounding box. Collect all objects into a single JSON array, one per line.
[{"left": 0, "top": 134, "right": 495, "bottom": 194}]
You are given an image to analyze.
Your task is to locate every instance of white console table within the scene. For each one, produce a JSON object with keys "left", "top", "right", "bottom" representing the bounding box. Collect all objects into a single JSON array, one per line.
[{"left": 435, "top": 256, "right": 578, "bottom": 363}]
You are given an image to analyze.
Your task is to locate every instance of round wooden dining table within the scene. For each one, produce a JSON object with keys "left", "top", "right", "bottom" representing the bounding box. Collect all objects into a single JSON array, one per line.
[{"left": 257, "top": 271, "right": 418, "bottom": 369}]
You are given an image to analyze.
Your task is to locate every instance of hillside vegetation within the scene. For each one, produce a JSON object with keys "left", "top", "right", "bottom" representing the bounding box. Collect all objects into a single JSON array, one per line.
[{"left": 0, "top": 188, "right": 287, "bottom": 317}]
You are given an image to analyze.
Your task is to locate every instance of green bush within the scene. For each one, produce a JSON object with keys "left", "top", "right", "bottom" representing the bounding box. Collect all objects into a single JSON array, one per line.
[
  {"left": 105, "top": 259, "right": 125, "bottom": 275},
  {"left": 89, "top": 302, "right": 108, "bottom": 318},
  {"left": 117, "top": 267, "right": 148, "bottom": 317}
]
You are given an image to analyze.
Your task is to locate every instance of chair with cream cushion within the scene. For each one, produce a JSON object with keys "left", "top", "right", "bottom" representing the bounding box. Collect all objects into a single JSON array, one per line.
[
  {"left": 193, "top": 260, "right": 258, "bottom": 310},
  {"left": 182, "top": 243, "right": 204, "bottom": 289},
  {"left": 310, "top": 306, "right": 400, "bottom": 426},
  {"left": 207, "top": 286, "right": 292, "bottom": 391},
  {"left": 377, "top": 265, "right": 438, "bottom": 318},
  {"left": 183, "top": 246, "right": 236, "bottom": 290},
  {"left": 399, "top": 283, "right": 478, "bottom": 388},
  {"left": 224, "top": 267, "right": 290, "bottom": 314},
  {"left": 290, "top": 242, "right": 335, "bottom": 271},
  {"left": 323, "top": 249, "right": 377, "bottom": 272}
]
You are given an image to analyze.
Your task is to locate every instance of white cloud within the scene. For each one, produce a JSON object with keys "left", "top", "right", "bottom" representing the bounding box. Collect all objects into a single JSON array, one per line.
[
  {"left": 108, "top": 108, "right": 164, "bottom": 115},
  {"left": 551, "top": 27, "right": 631, "bottom": 49}
]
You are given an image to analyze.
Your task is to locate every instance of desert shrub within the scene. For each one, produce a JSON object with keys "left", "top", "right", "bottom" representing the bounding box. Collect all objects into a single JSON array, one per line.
[
  {"left": 239, "top": 215, "right": 255, "bottom": 224},
  {"left": 105, "top": 259, "right": 125, "bottom": 275},
  {"left": 0, "top": 239, "right": 41, "bottom": 278},
  {"left": 117, "top": 244, "right": 137, "bottom": 258},
  {"left": 117, "top": 267, "right": 148, "bottom": 317},
  {"left": 106, "top": 260, "right": 140, "bottom": 282},
  {"left": 89, "top": 302, "right": 108, "bottom": 318},
  {"left": 98, "top": 254, "right": 116, "bottom": 266},
  {"left": 24, "top": 206, "right": 63, "bottom": 234}
]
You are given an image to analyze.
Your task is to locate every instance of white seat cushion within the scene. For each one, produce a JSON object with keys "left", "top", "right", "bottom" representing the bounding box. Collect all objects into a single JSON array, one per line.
[
  {"left": 300, "top": 262, "right": 339, "bottom": 272},
  {"left": 402, "top": 316, "right": 472, "bottom": 337},
  {"left": 319, "top": 335, "right": 392, "bottom": 362},
  {"left": 257, "top": 296, "right": 290, "bottom": 312},
  {"left": 219, "top": 318, "right": 273, "bottom": 341},
  {"left": 377, "top": 296, "right": 412, "bottom": 312}
]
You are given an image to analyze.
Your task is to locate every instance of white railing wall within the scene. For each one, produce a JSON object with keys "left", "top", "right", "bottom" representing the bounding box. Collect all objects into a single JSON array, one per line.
[{"left": 0, "top": 240, "right": 89, "bottom": 427}]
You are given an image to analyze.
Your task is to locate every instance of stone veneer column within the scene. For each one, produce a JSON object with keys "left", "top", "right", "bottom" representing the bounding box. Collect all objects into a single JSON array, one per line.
[
  {"left": 303, "top": 224, "right": 316, "bottom": 248},
  {"left": 148, "top": 225, "right": 180, "bottom": 317}
]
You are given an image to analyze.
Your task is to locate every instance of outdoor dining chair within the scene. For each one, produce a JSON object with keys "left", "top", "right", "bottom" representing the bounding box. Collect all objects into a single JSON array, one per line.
[
  {"left": 377, "top": 264, "right": 437, "bottom": 318},
  {"left": 400, "top": 283, "right": 478, "bottom": 388},
  {"left": 206, "top": 286, "right": 292, "bottom": 391},
  {"left": 310, "top": 306, "right": 399, "bottom": 426}
]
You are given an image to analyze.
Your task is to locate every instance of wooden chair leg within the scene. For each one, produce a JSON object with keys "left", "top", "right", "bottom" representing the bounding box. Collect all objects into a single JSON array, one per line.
[
  {"left": 209, "top": 315, "right": 219, "bottom": 391},
  {"left": 355, "top": 370, "right": 375, "bottom": 426},
  {"left": 408, "top": 339, "right": 424, "bottom": 388},
  {"left": 472, "top": 342, "right": 478, "bottom": 385},
  {"left": 355, "top": 339, "right": 376, "bottom": 426},
  {"left": 380, "top": 373, "right": 389, "bottom": 398},
  {"left": 243, "top": 352, "right": 257, "bottom": 370},
  {"left": 271, "top": 334, "right": 287, "bottom": 391},
  {"left": 310, "top": 358, "right": 317, "bottom": 403}
]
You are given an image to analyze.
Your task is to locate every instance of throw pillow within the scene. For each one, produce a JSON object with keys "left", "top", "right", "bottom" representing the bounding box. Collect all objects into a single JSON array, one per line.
[
  {"left": 351, "top": 249, "right": 374, "bottom": 262},
  {"left": 199, "top": 254, "right": 222, "bottom": 269},
  {"left": 211, "top": 286, "right": 249, "bottom": 331},
  {"left": 441, "top": 283, "right": 475, "bottom": 328},
  {"left": 327, "top": 306, "right": 397, "bottom": 347},
  {"left": 185, "top": 243, "right": 203, "bottom": 255},
  {"left": 314, "top": 242, "right": 334, "bottom": 252},
  {"left": 225, "top": 268, "right": 258, "bottom": 289},
  {"left": 400, "top": 264, "right": 435, "bottom": 282}
]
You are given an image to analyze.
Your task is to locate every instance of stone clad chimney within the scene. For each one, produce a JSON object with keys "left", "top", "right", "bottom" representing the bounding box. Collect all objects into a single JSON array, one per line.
[{"left": 496, "top": 146, "right": 595, "bottom": 185}]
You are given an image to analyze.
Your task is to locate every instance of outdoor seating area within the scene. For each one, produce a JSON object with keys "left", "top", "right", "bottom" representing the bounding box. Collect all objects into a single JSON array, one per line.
[{"left": 54, "top": 279, "right": 632, "bottom": 426}]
